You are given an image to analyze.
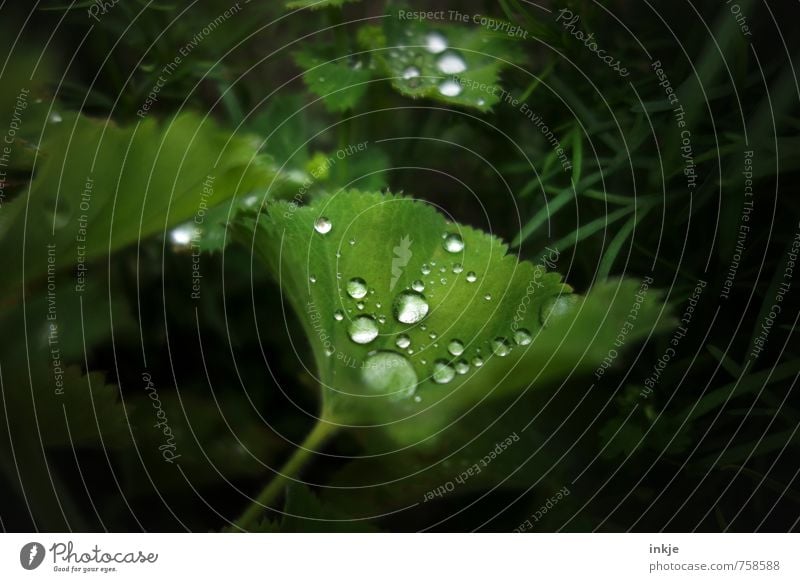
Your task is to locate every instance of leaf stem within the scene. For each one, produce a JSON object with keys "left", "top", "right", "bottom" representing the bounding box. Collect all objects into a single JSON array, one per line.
[{"left": 234, "top": 419, "right": 338, "bottom": 531}]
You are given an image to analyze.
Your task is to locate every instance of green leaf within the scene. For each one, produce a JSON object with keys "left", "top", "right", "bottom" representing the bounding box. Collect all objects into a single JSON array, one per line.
[
  {"left": 0, "top": 112, "right": 275, "bottom": 299},
  {"left": 363, "top": 13, "right": 518, "bottom": 111},
  {"left": 238, "top": 190, "right": 670, "bottom": 445},
  {"left": 294, "top": 48, "right": 373, "bottom": 112}
]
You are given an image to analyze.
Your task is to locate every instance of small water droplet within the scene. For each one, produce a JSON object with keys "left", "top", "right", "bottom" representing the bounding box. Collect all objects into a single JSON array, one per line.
[
  {"left": 402, "top": 66, "right": 421, "bottom": 80},
  {"left": 414, "top": 394, "right": 422, "bottom": 403},
  {"left": 361, "top": 351, "right": 418, "bottom": 401},
  {"left": 170, "top": 224, "right": 196, "bottom": 248},
  {"left": 348, "top": 315, "right": 379, "bottom": 344},
  {"left": 472, "top": 356, "right": 484, "bottom": 367},
  {"left": 378, "top": 315, "right": 387, "bottom": 324},
  {"left": 440, "top": 278, "right": 447, "bottom": 285},
  {"left": 349, "top": 238, "right": 356, "bottom": 246},
  {"left": 421, "top": 264, "right": 431, "bottom": 275},
  {"left": 324, "top": 346, "right": 335, "bottom": 357},
  {"left": 436, "top": 53, "right": 467, "bottom": 75},
  {"left": 49, "top": 111, "right": 63, "bottom": 124},
  {"left": 393, "top": 290, "right": 429, "bottom": 324},
  {"left": 432, "top": 359, "right": 456, "bottom": 384},
  {"left": 396, "top": 334, "right": 411, "bottom": 349},
  {"left": 347, "top": 277, "right": 368, "bottom": 299},
  {"left": 438, "top": 80, "right": 462, "bottom": 97},
  {"left": 447, "top": 339, "right": 464, "bottom": 356},
  {"left": 425, "top": 32, "right": 448, "bottom": 54},
  {"left": 466, "top": 271, "right": 477, "bottom": 283},
  {"left": 309, "top": 275, "right": 317, "bottom": 284},
  {"left": 412, "top": 280, "right": 425, "bottom": 292},
  {"left": 334, "top": 309, "right": 344, "bottom": 321},
  {"left": 513, "top": 328, "right": 532, "bottom": 346},
  {"left": 429, "top": 332, "right": 438, "bottom": 340},
  {"left": 492, "top": 338, "right": 511, "bottom": 357},
  {"left": 420, "top": 324, "right": 428, "bottom": 331},
  {"left": 453, "top": 263, "right": 463, "bottom": 274},
  {"left": 477, "top": 98, "right": 486, "bottom": 107},
  {"left": 314, "top": 216, "right": 332, "bottom": 234},
  {"left": 443, "top": 233, "right": 464, "bottom": 253},
  {"left": 455, "top": 359, "right": 470, "bottom": 375},
  {"left": 356, "top": 301, "right": 365, "bottom": 311}
]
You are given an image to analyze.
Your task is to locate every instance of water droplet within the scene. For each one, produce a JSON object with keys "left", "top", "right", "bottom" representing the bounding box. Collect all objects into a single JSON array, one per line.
[
  {"left": 513, "top": 328, "right": 532, "bottom": 346},
  {"left": 49, "top": 111, "right": 63, "bottom": 124},
  {"left": 402, "top": 66, "right": 421, "bottom": 80},
  {"left": 393, "top": 290, "right": 429, "bottom": 324},
  {"left": 378, "top": 315, "right": 387, "bottom": 324},
  {"left": 477, "top": 98, "right": 486, "bottom": 107},
  {"left": 421, "top": 264, "right": 431, "bottom": 275},
  {"left": 425, "top": 32, "right": 448, "bottom": 54},
  {"left": 376, "top": 302, "right": 382, "bottom": 309},
  {"left": 414, "top": 395, "right": 422, "bottom": 403},
  {"left": 421, "top": 359, "right": 428, "bottom": 365},
  {"left": 443, "top": 233, "right": 464, "bottom": 253},
  {"left": 314, "top": 216, "right": 332, "bottom": 234},
  {"left": 361, "top": 351, "right": 418, "bottom": 401},
  {"left": 429, "top": 332, "right": 438, "bottom": 340},
  {"left": 420, "top": 324, "right": 428, "bottom": 331},
  {"left": 439, "top": 266, "right": 446, "bottom": 273},
  {"left": 492, "top": 338, "right": 511, "bottom": 357},
  {"left": 349, "top": 238, "right": 356, "bottom": 246},
  {"left": 396, "top": 334, "right": 411, "bottom": 349},
  {"left": 432, "top": 359, "right": 455, "bottom": 384},
  {"left": 447, "top": 339, "right": 464, "bottom": 356},
  {"left": 309, "top": 275, "right": 317, "bottom": 284},
  {"left": 436, "top": 53, "right": 467, "bottom": 75},
  {"left": 412, "top": 280, "right": 425, "bottom": 292},
  {"left": 348, "top": 315, "right": 379, "bottom": 344},
  {"left": 347, "top": 277, "right": 368, "bottom": 299},
  {"left": 484, "top": 294, "right": 492, "bottom": 301},
  {"left": 453, "top": 263, "right": 463, "bottom": 274},
  {"left": 438, "top": 80, "right": 462, "bottom": 97},
  {"left": 356, "top": 301, "right": 365, "bottom": 311},
  {"left": 170, "top": 224, "right": 196, "bottom": 248},
  {"left": 324, "top": 346, "right": 335, "bottom": 357},
  {"left": 334, "top": 309, "right": 344, "bottom": 321},
  {"left": 440, "top": 278, "right": 447, "bottom": 285},
  {"left": 540, "top": 295, "right": 579, "bottom": 327},
  {"left": 472, "top": 356, "right": 484, "bottom": 367},
  {"left": 466, "top": 271, "right": 477, "bottom": 283},
  {"left": 455, "top": 359, "right": 470, "bottom": 375}
]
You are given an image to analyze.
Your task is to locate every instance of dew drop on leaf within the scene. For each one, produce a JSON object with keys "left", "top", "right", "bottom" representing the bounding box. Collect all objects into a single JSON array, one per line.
[
  {"left": 436, "top": 53, "right": 466, "bottom": 75},
  {"left": 361, "top": 351, "right": 418, "bottom": 400},
  {"left": 421, "top": 264, "right": 431, "bottom": 275},
  {"left": 472, "top": 356, "right": 484, "bottom": 367},
  {"left": 412, "top": 280, "right": 425, "bottom": 292},
  {"left": 393, "top": 290, "right": 429, "bottom": 324},
  {"left": 455, "top": 359, "right": 470, "bottom": 375},
  {"left": 438, "top": 80, "right": 462, "bottom": 97},
  {"left": 348, "top": 315, "right": 379, "bottom": 344},
  {"left": 466, "top": 271, "right": 477, "bottom": 283},
  {"left": 432, "top": 359, "right": 456, "bottom": 384},
  {"left": 346, "top": 277, "right": 368, "bottom": 299},
  {"left": 443, "top": 233, "right": 464, "bottom": 253},
  {"left": 453, "top": 263, "right": 463, "bottom": 274},
  {"left": 492, "top": 337, "right": 511, "bottom": 356},
  {"left": 334, "top": 309, "right": 344, "bottom": 321},
  {"left": 396, "top": 334, "right": 411, "bottom": 349},
  {"left": 314, "top": 216, "right": 332, "bottom": 234},
  {"left": 484, "top": 293, "right": 492, "bottom": 301},
  {"left": 402, "top": 66, "right": 421, "bottom": 80},
  {"left": 447, "top": 339, "right": 464, "bottom": 356},
  {"left": 513, "top": 329, "right": 532, "bottom": 346},
  {"left": 425, "top": 32, "right": 448, "bottom": 54}
]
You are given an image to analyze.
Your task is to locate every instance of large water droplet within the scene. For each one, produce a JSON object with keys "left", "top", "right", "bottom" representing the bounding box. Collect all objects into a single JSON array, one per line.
[
  {"left": 396, "top": 334, "right": 411, "bottom": 349},
  {"left": 443, "top": 233, "right": 464, "bottom": 253},
  {"left": 314, "top": 216, "right": 332, "bottom": 234},
  {"left": 425, "top": 32, "right": 448, "bottom": 54},
  {"left": 540, "top": 295, "right": 579, "bottom": 327},
  {"left": 513, "top": 328, "right": 532, "bottom": 346},
  {"left": 393, "top": 290, "right": 429, "bottom": 324},
  {"left": 466, "top": 271, "right": 477, "bottom": 283},
  {"left": 432, "top": 359, "right": 455, "bottom": 384},
  {"left": 347, "top": 277, "right": 368, "bottom": 299},
  {"left": 448, "top": 339, "right": 464, "bottom": 356},
  {"left": 362, "top": 351, "right": 418, "bottom": 401},
  {"left": 412, "top": 280, "right": 425, "bottom": 292},
  {"left": 348, "top": 315, "right": 379, "bottom": 344},
  {"left": 492, "top": 337, "right": 511, "bottom": 356},
  {"left": 438, "top": 80, "right": 462, "bottom": 97},
  {"left": 436, "top": 53, "right": 467, "bottom": 75}
]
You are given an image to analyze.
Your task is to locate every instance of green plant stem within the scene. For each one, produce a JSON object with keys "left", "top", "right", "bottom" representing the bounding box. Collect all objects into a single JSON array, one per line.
[{"left": 234, "top": 419, "right": 338, "bottom": 531}]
